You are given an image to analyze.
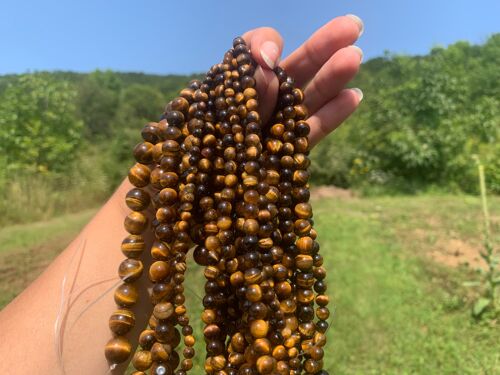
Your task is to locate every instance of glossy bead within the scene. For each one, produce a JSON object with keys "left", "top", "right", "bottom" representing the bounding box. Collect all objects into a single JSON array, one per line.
[
  {"left": 104, "top": 336, "right": 132, "bottom": 364},
  {"left": 118, "top": 258, "right": 143, "bottom": 282},
  {"left": 121, "top": 235, "right": 145, "bottom": 258},
  {"left": 126, "top": 188, "right": 151, "bottom": 211},
  {"left": 154, "top": 302, "right": 174, "bottom": 320},
  {"left": 128, "top": 163, "right": 150, "bottom": 187},
  {"left": 138, "top": 329, "right": 156, "bottom": 350},
  {"left": 132, "top": 350, "right": 153, "bottom": 371},
  {"left": 114, "top": 283, "right": 138, "bottom": 307},
  {"left": 124, "top": 211, "right": 148, "bottom": 235},
  {"left": 109, "top": 309, "right": 135, "bottom": 335},
  {"left": 250, "top": 319, "right": 269, "bottom": 338}
]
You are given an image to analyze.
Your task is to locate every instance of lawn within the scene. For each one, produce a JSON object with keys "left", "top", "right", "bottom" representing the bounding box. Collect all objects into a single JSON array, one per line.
[{"left": 0, "top": 195, "right": 498, "bottom": 374}]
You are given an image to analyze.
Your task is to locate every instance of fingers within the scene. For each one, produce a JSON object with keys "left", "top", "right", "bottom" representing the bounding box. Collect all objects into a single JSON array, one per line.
[
  {"left": 242, "top": 27, "right": 284, "bottom": 125},
  {"left": 281, "top": 15, "right": 363, "bottom": 88},
  {"left": 308, "top": 88, "right": 363, "bottom": 147},
  {"left": 242, "top": 27, "right": 284, "bottom": 70},
  {"left": 304, "top": 45, "right": 363, "bottom": 114}
]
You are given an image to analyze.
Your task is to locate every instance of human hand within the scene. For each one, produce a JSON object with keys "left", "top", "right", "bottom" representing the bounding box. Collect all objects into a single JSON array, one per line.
[{"left": 242, "top": 15, "right": 364, "bottom": 147}]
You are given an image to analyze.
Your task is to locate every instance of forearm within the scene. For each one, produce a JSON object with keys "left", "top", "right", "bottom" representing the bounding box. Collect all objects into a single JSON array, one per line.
[{"left": 0, "top": 179, "right": 150, "bottom": 374}]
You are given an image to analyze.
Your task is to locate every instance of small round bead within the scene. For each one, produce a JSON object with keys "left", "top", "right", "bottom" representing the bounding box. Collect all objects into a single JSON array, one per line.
[
  {"left": 104, "top": 336, "right": 132, "bottom": 364},
  {"left": 124, "top": 211, "right": 148, "bottom": 235},
  {"left": 132, "top": 350, "right": 153, "bottom": 371},
  {"left": 121, "top": 235, "right": 145, "bottom": 258},
  {"left": 250, "top": 319, "right": 269, "bottom": 338},
  {"left": 118, "top": 258, "right": 143, "bottom": 282},
  {"left": 109, "top": 309, "right": 135, "bottom": 335},
  {"left": 126, "top": 188, "right": 150, "bottom": 211},
  {"left": 114, "top": 283, "right": 138, "bottom": 307}
]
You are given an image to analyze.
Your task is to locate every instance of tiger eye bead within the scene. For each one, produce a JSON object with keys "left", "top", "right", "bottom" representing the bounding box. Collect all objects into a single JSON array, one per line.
[
  {"left": 149, "top": 261, "right": 171, "bottom": 282},
  {"left": 132, "top": 350, "right": 153, "bottom": 371},
  {"left": 118, "top": 258, "right": 143, "bottom": 282},
  {"left": 109, "top": 309, "right": 135, "bottom": 335},
  {"left": 154, "top": 302, "right": 175, "bottom": 320},
  {"left": 126, "top": 188, "right": 151, "bottom": 211},
  {"left": 250, "top": 319, "right": 269, "bottom": 338},
  {"left": 138, "top": 329, "right": 156, "bottom": 350},
  {"left": 114, "top": 283, "right": 138, "bottom": 307},
  {"left": 128, "top": 163, "right": 151, "bottom": 187},
  {"left": 256, "top": 355, "right": 276, "bottom": 374},
  {"left": 124, "top": 211, "right": 148, "bottom": 235},
  {"left": 133, "top": 142, "right": 154, "bottom": 164},
  {"left": 121, "top": 234, "right": 145, "bottom": 258},
  {"left": 105, "top": 336, "right": 132, "bottom": 364}
]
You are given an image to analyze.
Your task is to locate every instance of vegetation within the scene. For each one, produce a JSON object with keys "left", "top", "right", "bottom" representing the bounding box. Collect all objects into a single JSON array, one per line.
[
  {"left": 0, "top": 36, "right": 498, "bottom": 226},
  {"left": 1, "top": 196, "right": 498, "bottom": 374}
]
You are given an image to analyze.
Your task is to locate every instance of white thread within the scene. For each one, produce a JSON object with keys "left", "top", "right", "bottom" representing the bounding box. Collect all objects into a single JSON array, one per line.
[{"left": 54, "top": 238, "right": 86, "bottom": 375}]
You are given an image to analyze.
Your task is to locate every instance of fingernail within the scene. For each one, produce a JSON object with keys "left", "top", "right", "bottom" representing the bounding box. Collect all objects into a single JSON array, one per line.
[
  {"left": 352, "top": 88, "right": 364, "bottom": 102},
  {"left": 346, "top": 14, "right": 364, "bottom": 37},
  {"left": 350, "top": 45, "right": 364, "bottom": 62},
  {"left": 260, "top": 41, "right": 280, "bottom": 70}
]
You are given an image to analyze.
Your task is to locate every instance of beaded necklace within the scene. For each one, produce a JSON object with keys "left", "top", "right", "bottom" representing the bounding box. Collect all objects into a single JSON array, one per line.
[{"left": 105, "top": 36, "right": 330, "bottom": 375}]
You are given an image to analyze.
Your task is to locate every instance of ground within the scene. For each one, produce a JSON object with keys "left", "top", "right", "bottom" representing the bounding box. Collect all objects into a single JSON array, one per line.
[{"left": 0, "top": 194, "right": 498, "bottom": 374}]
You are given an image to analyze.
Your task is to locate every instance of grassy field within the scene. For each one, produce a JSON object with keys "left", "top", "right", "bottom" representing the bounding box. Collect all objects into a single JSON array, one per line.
[{"left": 0, "top": 195, "right": 498, "bottom": 374}]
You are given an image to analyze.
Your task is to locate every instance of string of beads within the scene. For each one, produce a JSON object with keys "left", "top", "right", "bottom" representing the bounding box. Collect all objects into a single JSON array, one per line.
[{"left": 104, "top": 36, "right": 330, "bottom": 375}]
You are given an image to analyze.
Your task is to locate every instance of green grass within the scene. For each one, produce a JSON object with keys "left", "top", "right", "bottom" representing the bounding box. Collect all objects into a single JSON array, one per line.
[{"left": 1, "top": 195, "right": 499, "bottom": 374}]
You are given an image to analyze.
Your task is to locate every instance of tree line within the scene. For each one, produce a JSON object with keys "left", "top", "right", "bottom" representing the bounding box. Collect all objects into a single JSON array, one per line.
[{"left": 0, "top": 34, "right": 498, "bottom": 195}]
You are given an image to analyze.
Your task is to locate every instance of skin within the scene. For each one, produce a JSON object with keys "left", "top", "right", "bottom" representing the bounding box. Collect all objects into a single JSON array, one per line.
[{"left": 0, "top": 15, "right": 363, "bottom": 374}]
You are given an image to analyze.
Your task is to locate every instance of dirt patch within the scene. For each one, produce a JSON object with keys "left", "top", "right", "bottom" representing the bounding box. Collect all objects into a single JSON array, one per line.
[
  {"left": 311, "top": 185, "right": 354, "bottom": 200},
  {"left": 429, "top": 238, "right": 485, "bottom": 269}
]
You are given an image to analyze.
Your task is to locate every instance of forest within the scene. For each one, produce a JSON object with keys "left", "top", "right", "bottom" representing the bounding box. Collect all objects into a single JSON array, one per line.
[{"left": 0, "top": 34, "right": 498, "bottom": 225}]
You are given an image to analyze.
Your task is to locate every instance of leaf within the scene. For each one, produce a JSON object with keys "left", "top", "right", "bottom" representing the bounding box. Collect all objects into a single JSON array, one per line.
[
  {"left": 492, "top": 277, "right": 500, "bottom": 286},
  {"left": 462, "top": 280, "right": 481, "bottom": 287},
  {"left": 472, "top": 298, "right": 490, "bottom": 317}
]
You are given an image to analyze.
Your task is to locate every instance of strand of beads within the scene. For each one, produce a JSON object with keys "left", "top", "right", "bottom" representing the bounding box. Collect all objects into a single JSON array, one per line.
[{"left": 105, "top": 36, "right": 330, "bottom": 375}]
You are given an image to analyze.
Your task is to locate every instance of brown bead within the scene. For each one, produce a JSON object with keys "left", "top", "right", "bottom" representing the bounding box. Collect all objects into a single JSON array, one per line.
[
  {"left": 124, "top": 211, "right": 148, "bottom": 235},
  {"left": 316, "top": 294, "right": 329, "bottom": 307},
  {"left": 132, "top": 350, "right": 153, "bottom": 371},
  {"left": 138, "top": 329, "right": 155, "bottom": 350},
  {"left": 151, "top": 241, "right": 170, "bottom": 259},
  {"left": 109, "top": 309, "right": 135, "bottom": 335},
  {"left": 104, "top": 336, "right": 132, "bottom": 364},
  {"left": 149, "top": 261, "right": 171, "bottom": 282},
  {"left": 128, "top": 163, "right": 150, "bottom": 187},
  {"left": 245, "top": 284, "right": 262, "bottom": 302},
  {"left": 250, "top": 319, "right": 269, "bottom": 338},
  {"left": 253, "top": 338, "right": 271, "bottom": 355},
  {"left": 294, "top": 202, "right": 312, "bottom": 219},
  {"left": 295, "top": 254, "right": 313, "bottom": 271},
  {"left": 121, "top": 234, "right": 145, "bottom": 258},
  {"left": 114, "top": 283, "right": 138, "bottom": 307},
  {"left": 118, "top": 258, "right": 143, "bottom": 282},
  {"left": 126, "top": 188, "right": 150, "bottom": 211},
  {"left": 296, "top": 236, "right": 314, "bottom": 254},
  {"left": 154, "top": 302, "right": 174, "bottom": 320},
  {"left": 150, "top": 342, "right": 169, "bottom": 362},
  {"left": 256, "top": 355, "right": 276, "bottom": 374}
]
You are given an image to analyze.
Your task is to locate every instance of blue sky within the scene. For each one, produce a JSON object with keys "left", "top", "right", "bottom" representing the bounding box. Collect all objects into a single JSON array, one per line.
[{"left": 0, "top": 0, "right": 498, "bottom": 75}]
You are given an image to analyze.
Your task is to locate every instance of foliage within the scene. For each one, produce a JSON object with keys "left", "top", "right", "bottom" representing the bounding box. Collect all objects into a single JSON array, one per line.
[
  {"left": 464, "top": 159, "right": 499, "bottom": 318},
  {"left": 0, "top": 74, "right": 83, "bottom": 173},
  {"left": 313, "top": 34, "right": 500, "bottom": 193}
]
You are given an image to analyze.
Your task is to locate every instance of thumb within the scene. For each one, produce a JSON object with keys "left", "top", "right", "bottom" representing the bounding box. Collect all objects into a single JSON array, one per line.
[{"left": 242, "top": 27, "right": 284, "bottom": 126}]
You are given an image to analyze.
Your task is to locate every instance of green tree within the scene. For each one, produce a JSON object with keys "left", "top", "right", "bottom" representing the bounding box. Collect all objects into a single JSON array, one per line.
[
  {"left": 77, "top": 70, "right": 122, "bottom": 138},
  {"left": 0, "top": 74, "right": 83, "bottom": 173}
]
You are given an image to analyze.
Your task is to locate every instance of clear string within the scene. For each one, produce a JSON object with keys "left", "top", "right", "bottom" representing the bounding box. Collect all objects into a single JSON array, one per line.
[{"left": 54, "top": 238, "right": 86, "bottom": 375}]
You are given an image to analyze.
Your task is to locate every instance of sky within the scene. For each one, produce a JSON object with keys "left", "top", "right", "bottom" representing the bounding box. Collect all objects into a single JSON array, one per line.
[{"left": 0, "top": 0, "right": 498, "bottom": 75}]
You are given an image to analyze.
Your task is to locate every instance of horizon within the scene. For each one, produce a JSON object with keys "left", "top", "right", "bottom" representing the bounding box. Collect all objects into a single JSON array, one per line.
[{"left": 0, "top": 33, "right": 496, "bottom": 77}]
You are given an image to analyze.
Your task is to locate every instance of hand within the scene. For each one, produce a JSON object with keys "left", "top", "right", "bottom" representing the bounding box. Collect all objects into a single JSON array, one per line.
[{"left": 242, "top": 15, "right": 364, "bottom": 147}]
